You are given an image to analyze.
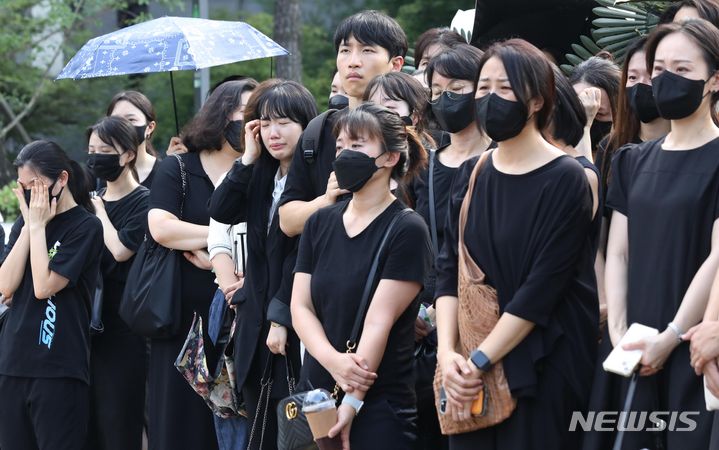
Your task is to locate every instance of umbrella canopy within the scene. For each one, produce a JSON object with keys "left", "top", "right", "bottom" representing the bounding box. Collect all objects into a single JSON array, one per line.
[{"left": 57, "top": 16, "right": 289, "bottom": 80}]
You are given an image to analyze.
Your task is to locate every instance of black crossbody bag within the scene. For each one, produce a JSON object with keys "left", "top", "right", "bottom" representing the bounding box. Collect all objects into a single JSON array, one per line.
[{"left": 274, "top": 208, "right": 413, "bottom": 450}]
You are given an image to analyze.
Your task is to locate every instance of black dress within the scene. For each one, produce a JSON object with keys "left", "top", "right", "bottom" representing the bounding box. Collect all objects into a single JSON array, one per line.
[
  {"left": 87, "top": 186, "right": 149, "bottom": 450},
  {"left": 590, "top": 137, "right": 719, "bottom": 450},
  {"left": 209, "top": 154, "right": 302, "bottom": 450},
  {"left": 435, "top": 153, "right": 598, "bottom": 450},
  {"left": 295, "top": 199, "right": 432, "bottom": 450},
  {"left": 147, "top": 153, "right": 219, "bottom": 450}
]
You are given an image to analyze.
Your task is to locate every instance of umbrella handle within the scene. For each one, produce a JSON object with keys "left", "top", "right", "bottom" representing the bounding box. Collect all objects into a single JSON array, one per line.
[{"left": 170, "top": 72, "right": 180, "bottom": 136}]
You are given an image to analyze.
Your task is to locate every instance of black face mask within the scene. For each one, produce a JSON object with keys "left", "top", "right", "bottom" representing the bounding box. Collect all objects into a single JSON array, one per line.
[
  {"left": 475, "top": 93, "right": 528, "bottom": 142},
  {"left": 328, "top": 95, "right": 349, "bottom": 110},
  {"left": 24, "top": 180, "right": 63, "bottom": 206},
  {"left": 652, "top": 70, "right": 709, "bottom": 120},
  {"left": 590, "top": 120, "right": 612, "bottom": 147},
  {"left": 431, "top": 92, "right": 475, "bottom": 133},
  {"left": 332, "top": 149, "right": 382, "bottom": 192},
  {"left": 627, "top": 83, "right": 660, "bottom": 123},
  {"left": 88, "top": 153, "right": 125, "bottom": 182},
  {"left": 224, "top": 120, "right": 244, "bottom": 152},
  {"left": 135, "top": 124, "right": 148, "bottom": 143}
]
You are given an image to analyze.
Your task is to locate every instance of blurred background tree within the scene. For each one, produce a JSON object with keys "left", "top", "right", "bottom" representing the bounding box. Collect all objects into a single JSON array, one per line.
[{"left": 0, "top": 0, "right": 470, "bottom": 189}]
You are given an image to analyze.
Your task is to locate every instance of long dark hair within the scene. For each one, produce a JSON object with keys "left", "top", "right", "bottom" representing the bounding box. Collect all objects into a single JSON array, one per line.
[
  {"left": 602, "top": 37, "right": 648, "bottom": 191},
  {"left": 106, "top": 90, "right": 158, "bottom": 157},
  {"left": 14, "top": 140, "right": 94, "bottom": 213},
  {"left": 334, "top": 102, "right": 427, "bottom": 183},
  {"left": 181, "top": 79, "right": 258, "bottom": 153},
  {"left": 87, "top": 116, "right": 141, "bottom": 179}
]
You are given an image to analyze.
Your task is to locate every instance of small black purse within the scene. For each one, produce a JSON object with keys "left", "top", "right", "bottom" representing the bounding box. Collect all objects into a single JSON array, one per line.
[
  {"left": 275, "top": 208, "right": 412, "bottom": 450},
  {"left": 119, "top": 154, "right": 186, "bottom": 338},
  {"left": 276, "top": 358, "right": 317, "bottom": 450}
]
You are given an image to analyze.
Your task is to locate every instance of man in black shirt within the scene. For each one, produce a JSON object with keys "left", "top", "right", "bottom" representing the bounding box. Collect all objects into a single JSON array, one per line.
[{"left": 278, "top": 10, "right": 408, "bottom": 236}]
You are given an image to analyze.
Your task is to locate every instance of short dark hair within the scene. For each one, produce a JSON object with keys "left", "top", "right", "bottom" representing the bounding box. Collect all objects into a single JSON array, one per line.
[
  {"left": 334, "top": 10, "right": 408, "bottom": 59},
  {"left": 414, "top": 27, "right": 466, "bottom": 69},
  {"left": 426, "top": 44, "right": 484, "bottom": 89},
  {"left": 87, "top": 116, "right": 140, "bottom": 173},
  {"left": 243, "top": 79, "right": 318, "bottom": 156},
  {"left": 363, "top": 72, "right": 431, "bottom": 134},
  {"left": 334, "top": 102, "right": 427, "bottom": 183},
  {"left": 645, "top": 18, "right": 719, "bottom": 109},
  {"left": 106, "top": 90, "right": 157, "bottom": 156},
  {"left": 569, "top": 56, "right": 621, "bottom": 121},
  {"left": 256, "top": 80, "right": 318, "bottom": 128},
  {"left": 477, "top": 39, "right": 556, "bottom": 131},
  {"left": 181, "top": 78, "right": 258, "bottom": 153},
  {"left": 547, "top": 65, "right": 587, "bottom": 148}
]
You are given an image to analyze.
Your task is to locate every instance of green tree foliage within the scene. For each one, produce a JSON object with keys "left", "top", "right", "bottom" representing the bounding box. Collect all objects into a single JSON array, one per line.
[{"left": 3, "top": 0, "right": 465, "bottom": 171}]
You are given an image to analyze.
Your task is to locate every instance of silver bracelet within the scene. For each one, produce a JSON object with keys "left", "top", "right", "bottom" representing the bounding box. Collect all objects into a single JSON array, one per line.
[{"left": 667, "top": 322, "right": 684, "bottom": 342}]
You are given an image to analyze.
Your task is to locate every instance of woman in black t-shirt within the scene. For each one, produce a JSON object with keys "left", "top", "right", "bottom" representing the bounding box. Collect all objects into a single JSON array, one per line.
[
  {"left": 85, "top": 116, "right": 150, "bottom": 450},
  {"left": 436, "top": 40, "right": 597, "bottom": 450},
  {"left": 292, "top": 103, "right": 432, "bottom": 450},
  {"left": 0, "top": 140, "right": 104, "bottom": 450}
]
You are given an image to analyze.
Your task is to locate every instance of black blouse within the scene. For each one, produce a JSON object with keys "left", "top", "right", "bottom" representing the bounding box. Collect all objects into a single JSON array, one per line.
[
  {"left": 606, "top": 137, "right": 719, "bottom": 329},
  {"left": 436, "top": 152, "right": 598, "bottom": 399},
  {"left": 295, "top": 199, "right": 431, "bottom": 405}
]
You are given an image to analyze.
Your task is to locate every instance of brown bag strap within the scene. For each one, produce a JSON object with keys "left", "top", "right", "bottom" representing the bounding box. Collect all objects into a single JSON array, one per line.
[{"left": 458, "top": 150, "right": 493, "bottom": 282}]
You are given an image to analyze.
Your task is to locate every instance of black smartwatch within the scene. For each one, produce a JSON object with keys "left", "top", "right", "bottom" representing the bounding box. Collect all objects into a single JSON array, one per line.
[{"left": 469, "top": 349, "right": 493, "bottom": 372}]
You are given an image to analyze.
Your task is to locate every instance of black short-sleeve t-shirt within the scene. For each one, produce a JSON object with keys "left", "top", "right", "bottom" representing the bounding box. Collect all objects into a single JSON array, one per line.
[
  {"left": 99, "top": 186, "right": 149, "bottom": 328},
  {"left": 0, "top": 206, "right": 104, "bottom": 384},
  {"left": 294, "top": 199, "right": 431, "bottom": 404},
  {"left": 606, "top": 137, "right": 719, "bottom": 329}
]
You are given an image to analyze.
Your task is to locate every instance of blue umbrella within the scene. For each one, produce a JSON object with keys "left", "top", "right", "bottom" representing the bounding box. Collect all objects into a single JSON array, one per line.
[{"left": 57, "top": 16, "right": 289, "bottom": 133}]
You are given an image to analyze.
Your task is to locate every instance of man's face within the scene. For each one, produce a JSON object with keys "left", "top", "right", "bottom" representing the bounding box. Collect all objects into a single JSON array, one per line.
[{"left": 336, "top": 35, "right": 398, "bottom": 98}]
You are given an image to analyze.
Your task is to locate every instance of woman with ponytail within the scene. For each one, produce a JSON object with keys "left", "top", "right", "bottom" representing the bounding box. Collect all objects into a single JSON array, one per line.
[
  {"left": 291, "top": 103, "right": 432, "bottom": 449},
  {"left": 85, "top": 116, "right": 150, "bottom": 450},
  {"left": 0, "top": 140, "right": 104, "bottom": 449}
]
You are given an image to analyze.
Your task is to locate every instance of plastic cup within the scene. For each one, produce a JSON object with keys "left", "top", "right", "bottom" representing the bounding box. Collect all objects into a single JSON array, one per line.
[{"left": 302, "top": 389, "right": 343, "bottom": 450}]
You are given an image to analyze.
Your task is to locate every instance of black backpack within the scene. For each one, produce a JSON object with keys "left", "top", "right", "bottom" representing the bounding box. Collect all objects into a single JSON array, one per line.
[{"left": 301, "top": 109, "right": 337, "bottom": 164}]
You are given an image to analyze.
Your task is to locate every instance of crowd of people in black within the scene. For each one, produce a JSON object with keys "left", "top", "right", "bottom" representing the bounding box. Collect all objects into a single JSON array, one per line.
[{"left": 3, "top": 2, "right": 719, "bottom": 450}]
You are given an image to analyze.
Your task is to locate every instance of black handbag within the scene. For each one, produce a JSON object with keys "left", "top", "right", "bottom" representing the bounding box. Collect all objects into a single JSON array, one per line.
[
  {"left": 276, "top": 357, "right": 317, "bottom": 450},
  {"left": 275, "top": 208, "right": 413, "bottom": 450},
  {"left": 119, "top": 154, "right": 186, "bottom": 338}
]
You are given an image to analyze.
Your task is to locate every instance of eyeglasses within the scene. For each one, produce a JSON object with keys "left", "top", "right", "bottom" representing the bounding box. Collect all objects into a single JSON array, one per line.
[{"left": 428, "top": 90, "right": 470, "bottom": 104}]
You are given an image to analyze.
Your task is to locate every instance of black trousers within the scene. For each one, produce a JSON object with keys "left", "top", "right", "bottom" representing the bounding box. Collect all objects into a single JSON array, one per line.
[
  {"left": 86, "top": 328, "right": 147, "bottom": 450},
  {"left": 0, "top": 375, "right": 89, "bottom": 450}
]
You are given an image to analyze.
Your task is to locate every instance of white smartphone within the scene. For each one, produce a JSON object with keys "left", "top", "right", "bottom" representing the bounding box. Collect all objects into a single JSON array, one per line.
[{"left": 602, "top": 323, "right": 659, "bottom": 377}]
